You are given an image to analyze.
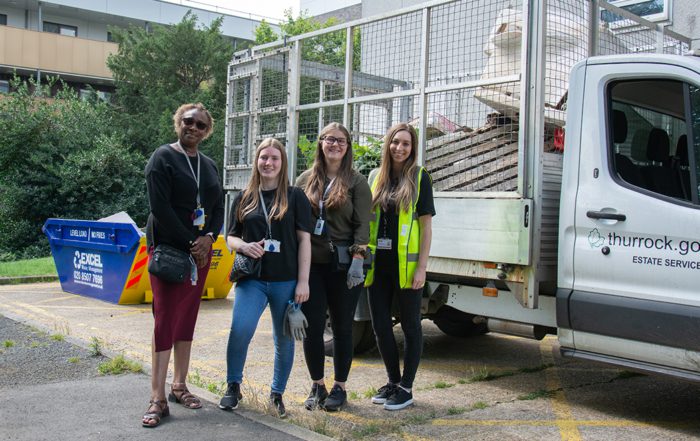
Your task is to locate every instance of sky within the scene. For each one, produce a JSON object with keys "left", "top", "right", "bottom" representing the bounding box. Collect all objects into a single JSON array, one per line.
[{"left": 163, "top": 0, "right": 300, "bottom": 22}]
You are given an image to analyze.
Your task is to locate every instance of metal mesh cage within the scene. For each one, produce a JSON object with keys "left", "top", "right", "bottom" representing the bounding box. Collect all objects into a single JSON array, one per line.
[{"left": 224, "top": 0, "right": 691, "bottom": 193}]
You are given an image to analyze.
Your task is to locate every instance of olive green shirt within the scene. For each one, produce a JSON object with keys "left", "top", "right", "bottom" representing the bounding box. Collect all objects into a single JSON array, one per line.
[{"left": 296, "top": 169, "right": 372, "bottom": 264}]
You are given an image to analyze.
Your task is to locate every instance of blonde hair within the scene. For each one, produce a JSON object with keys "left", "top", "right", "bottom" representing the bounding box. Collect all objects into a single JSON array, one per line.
[
  {"left": 172, "top": 102, "right": 214, "bottom": 140},
  {"left": 372, "top": 123, "right": 419, "bottom": 212},
  {"left": 237, "top": 138, "right": 289, "bottom": 222},
  {"left": 303, "top": 122, "right": 354, "bottom": 213}
]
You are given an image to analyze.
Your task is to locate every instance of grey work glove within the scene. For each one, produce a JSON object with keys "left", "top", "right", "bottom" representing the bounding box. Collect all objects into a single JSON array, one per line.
[
  {"left": 346, "top": 257, "right": 365, "bottom": 289},
  {"left": 284, "top": 303, "right": 308, "bottom": 341}
]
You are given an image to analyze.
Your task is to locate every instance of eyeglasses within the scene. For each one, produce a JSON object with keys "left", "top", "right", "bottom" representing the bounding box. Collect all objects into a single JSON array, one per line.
[
  {"left": 183, "top": 117, "right": 208, "bottom": 131},
  {"left": 322, "top": 136, "right": 347, "bottom": 146}
]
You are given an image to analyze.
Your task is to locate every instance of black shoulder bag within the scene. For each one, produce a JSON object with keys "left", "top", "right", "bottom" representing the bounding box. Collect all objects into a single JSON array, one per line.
[{"left": 147, "top": 219, "right": 194, "bottom": 284}]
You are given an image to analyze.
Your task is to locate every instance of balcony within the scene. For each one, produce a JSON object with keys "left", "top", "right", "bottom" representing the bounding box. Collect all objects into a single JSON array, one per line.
[{"left": 0, "top": 26, "right": 117, "bottom": 82}]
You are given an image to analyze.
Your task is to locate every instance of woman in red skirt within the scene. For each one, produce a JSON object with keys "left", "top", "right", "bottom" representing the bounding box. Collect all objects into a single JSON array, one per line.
[{"left": 142, "top": 103, "right": 224, "bottom": 428}]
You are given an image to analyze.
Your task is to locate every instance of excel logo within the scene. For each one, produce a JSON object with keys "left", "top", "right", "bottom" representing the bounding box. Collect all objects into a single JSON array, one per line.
[{"left": 73, "top": 251, "right": 103, "bottom": 269}]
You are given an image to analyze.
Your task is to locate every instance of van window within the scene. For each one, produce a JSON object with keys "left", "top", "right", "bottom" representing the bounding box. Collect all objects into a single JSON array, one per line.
[{"left": 608, "top": 79, "right": 698, "bottom": 205}]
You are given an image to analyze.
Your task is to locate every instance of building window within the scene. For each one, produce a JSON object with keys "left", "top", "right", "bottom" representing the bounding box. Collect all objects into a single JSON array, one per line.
[
  {"left": 43, "top": 21, "right": 78, "bottom": 37},
  {"left": 602, "top": 0, "right": 669, "bottom": 24},
  {"left": 0, "top": 14, "right": 7, "bottom": 26},
  {"left": 0, "top": 80, "right": 9, "bottom": 94}
]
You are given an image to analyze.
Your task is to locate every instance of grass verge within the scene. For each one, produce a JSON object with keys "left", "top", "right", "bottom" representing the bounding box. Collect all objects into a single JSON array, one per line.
[{"left": 0, "top": 257, "right": 56, "bottom": 277}]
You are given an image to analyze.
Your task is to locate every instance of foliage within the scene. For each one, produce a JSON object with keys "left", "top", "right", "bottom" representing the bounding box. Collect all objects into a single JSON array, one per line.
[
  {"left": 297, "top": 135, "right": 316, "bottom": 169},
  {"left": 0, "top": 77, "right": 148, "bottom": 260},
  {"left": 106, "top": 11, "right": 232, "bottom": 166},
  {"left": 88, "top": 337, "right": 103, "bottom": 357},
  {"left": 254, "top": 20, "right": 278, "bottom": 45},
  {"left": 97, "top": 354, "right": 143, "bottom": 375},
  {"left": 353, "top": 137, "right": 382, "bottom": 178}
]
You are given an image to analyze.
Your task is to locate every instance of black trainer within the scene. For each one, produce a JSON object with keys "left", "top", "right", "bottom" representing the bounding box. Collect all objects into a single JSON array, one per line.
[
  {"left": 322, "top": 384, "right": 347, "bottom": 412},
  {"left": 383, "top": 386, "right": 413, "bottom": 411},
  {"left": 270, "top": 392, "right": 287, "bottom": 418},
  {"left": 371, "top": 383, "right": 398, "bottom": 404},
  {"left": 219, "top": 382, "right": 242, "bottom": 411},
  {"left": 304, "top": 383, "right": 329, "bottom": 410}
]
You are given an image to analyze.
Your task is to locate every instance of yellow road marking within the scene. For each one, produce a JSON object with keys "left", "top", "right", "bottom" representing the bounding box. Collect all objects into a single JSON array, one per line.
[{"left": 540, "top": 338, "right": 581, "bottom": 441}]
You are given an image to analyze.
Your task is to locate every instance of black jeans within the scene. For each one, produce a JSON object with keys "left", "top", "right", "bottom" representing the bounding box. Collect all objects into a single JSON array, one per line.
[
  {"left": 367, "top": 256, "right": 423, "bottom": 389},
  {"left": 302, "top": 263, "right": 362, "bottom": 383}
]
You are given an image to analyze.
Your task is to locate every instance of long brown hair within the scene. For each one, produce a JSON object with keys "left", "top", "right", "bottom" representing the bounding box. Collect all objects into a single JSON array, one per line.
[
  {"left": 237, "top": 138, "right": 289, "bottom": 222},
  {"left": 303, "top": 122, "right": 354, "bottom": 213},
  {"left": 372, "top": 123, "right": 419, "bottom": 212}
]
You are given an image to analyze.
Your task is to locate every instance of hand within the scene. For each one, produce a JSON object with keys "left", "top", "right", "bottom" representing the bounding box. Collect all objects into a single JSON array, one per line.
[
  {"left": 412, "top": 267, "right": 426, "bottom": 290},
  {"left": 238, "top": 239, "right": 265, "bottom": 259},
  {"left": 284, "top": 303, "right": 308, "bottom": 341},
  {"left": 295, "top": 281, "right": 310, "bottom": 304},
  {"left": 346, "top": 257, "right": 365, "bottom": 289},
  {"left": 190, "top": 236, "right": 212, "bottom": 268},
  {"left": 193, "top": 253, "right": 208, "bottom": 269}
]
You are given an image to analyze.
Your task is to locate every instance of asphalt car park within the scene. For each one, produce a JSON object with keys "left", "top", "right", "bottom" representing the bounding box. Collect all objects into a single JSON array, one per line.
[{"left": 2, "top": 282, "right": 700, "bottom": 440}]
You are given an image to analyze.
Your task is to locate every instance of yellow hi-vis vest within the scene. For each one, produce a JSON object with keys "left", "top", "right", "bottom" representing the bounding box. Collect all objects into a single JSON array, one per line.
[{"left": 365, "top": 167, "right": 424, "bottom": 289}]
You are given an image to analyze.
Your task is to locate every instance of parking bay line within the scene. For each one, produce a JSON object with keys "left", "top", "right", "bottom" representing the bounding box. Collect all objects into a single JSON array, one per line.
[{"left": 539, "top": 337, "right": 581, "bottom": 441}]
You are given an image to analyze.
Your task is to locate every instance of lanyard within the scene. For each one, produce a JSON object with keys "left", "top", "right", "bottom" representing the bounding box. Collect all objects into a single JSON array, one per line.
[
  {"left": 178, "top": 141, "right": 201, "bottom": 207},
  {"left": 258, "top": 188, "right": 274, "bottom": 239},
  {"left": 318, "top": 178, "right": 335, "bottom": 220}
]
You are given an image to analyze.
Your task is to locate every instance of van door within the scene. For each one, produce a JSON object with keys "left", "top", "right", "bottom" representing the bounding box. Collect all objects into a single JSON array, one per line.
[{"left": 558, "top": 59, "right": 700, "bottom": 377}]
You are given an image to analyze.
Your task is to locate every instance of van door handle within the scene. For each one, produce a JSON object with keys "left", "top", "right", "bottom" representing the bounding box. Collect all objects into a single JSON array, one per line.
[{"left": 586, "top": 211, "right": 626, "bottom": 221}]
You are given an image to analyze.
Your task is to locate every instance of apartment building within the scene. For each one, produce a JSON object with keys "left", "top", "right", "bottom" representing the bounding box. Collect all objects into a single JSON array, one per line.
[{"left": 0, "top": 0, "right": 272, "bottom": 97}]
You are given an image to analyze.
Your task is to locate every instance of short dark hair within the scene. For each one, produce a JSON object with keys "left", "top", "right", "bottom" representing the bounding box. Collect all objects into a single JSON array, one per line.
[{"left": 173, "top": 103, "right": 214, "bottom": 140}]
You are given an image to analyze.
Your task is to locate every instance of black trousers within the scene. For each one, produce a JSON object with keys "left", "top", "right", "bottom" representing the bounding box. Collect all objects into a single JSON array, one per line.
[
  {"left": 367, "top": 255, "right": 423, "bottom": 389},
  {"left": 302, "top": 263, "right": 362, "bottom": 383}
]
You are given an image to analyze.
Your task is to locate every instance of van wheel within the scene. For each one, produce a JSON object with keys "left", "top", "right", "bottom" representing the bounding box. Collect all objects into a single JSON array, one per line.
[
  {"left": 433, "top": 305, "right": 488, "bottom": 337},
  {"left": 324, "top": 319, "right": 376, "bottom": 356}
]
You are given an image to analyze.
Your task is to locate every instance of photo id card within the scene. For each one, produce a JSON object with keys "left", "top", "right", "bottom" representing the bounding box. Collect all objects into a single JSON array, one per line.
[
  {"left": 264, "top": 239, "right": 281, "bottom": 253},
  {"left": 377, "top": 238, "right": 392, "bottom": 250},
  {"left": 193, "top": 207, "right": 205, "bottom": 226},
  {"left": 314, "top": 219, "right": 325, "bottom": 235}
]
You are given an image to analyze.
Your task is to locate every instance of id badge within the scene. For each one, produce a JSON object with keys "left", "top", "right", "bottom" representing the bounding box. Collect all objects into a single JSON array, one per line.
[
  {"left": 377, "top": 238, "right": 392, "bottom": 250},
  {"left": 193, "top": 207, "right": 205, "bottom": 226},
  {"left": 264, "top": 239, "right": 281, "bottom": 253},
  {"left": 314, "top": 219, "right": 325, "bottom": 235}
]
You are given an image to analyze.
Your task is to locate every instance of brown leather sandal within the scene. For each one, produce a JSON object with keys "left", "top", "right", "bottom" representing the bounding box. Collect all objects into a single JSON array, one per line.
[
  {"left": 142, "top": 399, "right": 170, "bottom": 428},
  {"left": 169, "top": 383, "right": 202, "bottom": 409}
]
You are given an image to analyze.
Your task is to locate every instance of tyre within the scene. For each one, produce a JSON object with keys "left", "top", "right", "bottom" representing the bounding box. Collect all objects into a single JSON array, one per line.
[
  {"left": 324, "top": 319, "right": 376, "bottom": 356},
  {"left": 433, "top": 305, "right": 488, "bottom": 337}
]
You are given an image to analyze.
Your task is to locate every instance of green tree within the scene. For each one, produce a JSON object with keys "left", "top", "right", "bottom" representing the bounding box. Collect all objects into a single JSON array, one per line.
[
  {"left": 255, "top": 9, "right": 360, "bottom": 70},
  {"left": 106, "top": 11, "right": 233, "bottom": 166},
  {"left": 0, "top": 78, "right": 147, "bottom": 260}
]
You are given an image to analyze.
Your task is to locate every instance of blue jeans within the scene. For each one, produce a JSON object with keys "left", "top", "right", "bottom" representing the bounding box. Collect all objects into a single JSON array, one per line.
[{"left": 225, "top": 278, "right": 296, "bottom": 394}]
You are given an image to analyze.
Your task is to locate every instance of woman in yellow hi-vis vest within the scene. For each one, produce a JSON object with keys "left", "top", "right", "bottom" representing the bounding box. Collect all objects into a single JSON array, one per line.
[{"left": 365, "top": 122, "right": 435, "bottom": 411}]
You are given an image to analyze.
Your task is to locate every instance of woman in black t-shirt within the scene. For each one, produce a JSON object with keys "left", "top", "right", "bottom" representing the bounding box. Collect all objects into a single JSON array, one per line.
[
  {"left": 219, "top": 138, "right": 313, "bottom": 418},
  {"left": 366, "top": 123, "right": 435, "bottom": 411},
  {"left": 143, "top": 103, "right": 224, "bottom": 428}
]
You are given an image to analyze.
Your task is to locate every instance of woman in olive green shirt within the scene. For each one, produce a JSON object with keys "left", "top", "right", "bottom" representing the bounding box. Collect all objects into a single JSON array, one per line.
[{"left": 295, "top": 122, "right": 372, "bottom": 412}]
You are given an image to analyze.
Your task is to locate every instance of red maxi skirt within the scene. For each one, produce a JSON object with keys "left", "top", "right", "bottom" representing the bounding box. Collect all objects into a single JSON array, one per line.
[{"left": 149, "top": 256, "right": 211, "bottom": 352}]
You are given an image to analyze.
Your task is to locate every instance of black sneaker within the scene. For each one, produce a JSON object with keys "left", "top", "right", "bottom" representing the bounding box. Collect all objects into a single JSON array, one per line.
[
  {"left": 371, "top": 383, "right": 398, "bottom": 404},
  {"left": 219, "top": 382, "right": 242, "bottom": 411},
  {"left": 383, "top": 386, "right": 413, "bottom": 411},
  {"left": 270, "top": 392, "right": 287, "bottom": 418},
  {"left": 322, "top": 384, "right": 347, "bottom": 412},
  {"left": 304, "top": 383, "right": 329, "bottom": 410}
]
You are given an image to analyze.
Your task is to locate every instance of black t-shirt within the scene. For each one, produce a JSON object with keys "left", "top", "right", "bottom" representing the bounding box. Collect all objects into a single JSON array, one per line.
[
  {"left": 375, "top": 168, "right": 436, "bottom": 267},
  {"left": 145, "top": 145, "right": 224, "bottom": 252},
  {"left": 228, "top": 187, "right": 314, "bottom": 281}
]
